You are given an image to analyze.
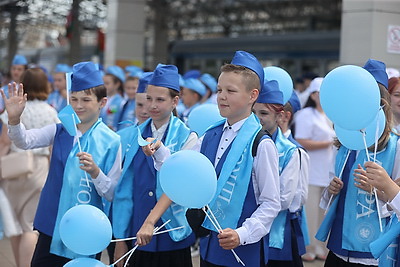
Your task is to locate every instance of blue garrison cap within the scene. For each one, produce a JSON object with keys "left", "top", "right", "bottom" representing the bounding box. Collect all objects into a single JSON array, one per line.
[
  {"left": 54, "top": 64, "right": 73, "bottom": 73},
  {"left": 125, "top": 65, "right": 143, "bottom": 78},
  {"left": 363, "top": 59, "right": 388, "bottom": 89},
  {"left": 200, "top": 73, "right": 217, "bottom": 93},
  {"left": 71, "top": 62, "right": 103, "bottom": 92},
  {"left": 149, "top": 64, "right": 180, "bottom": 92},
  {"left": 106, "top": 65, "right": 126, "bottom": 83},
  {"left": 288, "top": 91, "right": 301, "bottom": 114},
  {"left": 137, "top": 72, "right": 153, "bottom": 93},
  {"left": 12, "top": 55, "right": 27, "bottom": 65},
  {"left": 231, "top": 50, "right": 264, "bottom": 89},
  {"left": 256, "top": 80, "right": 283, "bottom": 105},
  {"left": 183, "top": 69, "right": 201, "bottom": 79},
  {"left": 184, "top": 78, "right": 206, "bottom": 96}
]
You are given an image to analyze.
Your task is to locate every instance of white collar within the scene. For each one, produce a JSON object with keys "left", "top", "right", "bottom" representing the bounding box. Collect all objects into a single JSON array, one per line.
[{"left": 222, "top": 116, "right": 248, "bottom": 133}]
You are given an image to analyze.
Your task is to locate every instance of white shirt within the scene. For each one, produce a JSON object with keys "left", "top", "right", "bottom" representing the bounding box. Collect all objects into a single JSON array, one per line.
[
  {"left": 153, "top": 117, "right": 281, "bottom": 246},
  {"left": 294, "top": 107, "right": 335, "bottom": 187},
  {"left": 7, "top": 122, "right": 122, "bottom": 202},
  {"left": 320, "top": 139, "right": 400, "bottom": 265},
  {"left": 283, "top": 129, "right": 311, "bottom": 210}
]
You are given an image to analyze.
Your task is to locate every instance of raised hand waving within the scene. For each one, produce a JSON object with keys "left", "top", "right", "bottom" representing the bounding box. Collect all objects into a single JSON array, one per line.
[{"left": 0, "top": 82, "right": 27, "bottom": 125}]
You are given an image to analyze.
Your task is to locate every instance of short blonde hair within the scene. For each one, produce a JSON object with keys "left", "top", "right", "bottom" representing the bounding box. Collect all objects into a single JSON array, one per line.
[{"left": 220, "top": 64, "right": 261, "bottom": 91}]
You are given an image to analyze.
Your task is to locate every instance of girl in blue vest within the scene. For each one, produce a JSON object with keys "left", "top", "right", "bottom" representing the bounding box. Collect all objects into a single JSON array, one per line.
[
  {"left": 101, "top": 65, "right": 125, "bottom": 130},
  {"left": 134, "top": 51, "right": 281, "bottom": 267},
  {"left": 279, "top": 91, "right": 311, "bottom": 263},
  {"left": 253, "top": 80, "right": 303, "bottom": 266},
  {"left": 316, "top": 60, "right": 400, "bottom": 267},
  {"left": 1, "top": 61, "right": 122, "bottom": 267},
  {"left": 112, "top": 64, "right": 197, "bottom": 267}
]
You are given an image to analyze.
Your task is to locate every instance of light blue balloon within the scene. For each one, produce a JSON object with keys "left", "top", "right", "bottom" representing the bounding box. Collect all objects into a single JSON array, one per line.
[
  {"left": 60, "top": 205, "right": 112, "bottom": 256},
  {"left": 187, "top": 104, "right": 223, "bottom": 137},
  {"left": 64, "top": 258, "right": 106, "bottom": 267},
  {"left": 263, "top": 66, "right": 293, "bottom": 104},
  {"left": 335, "top": 109, "right": 385, "bottom": 151},
  {"left": 320, "top": 65, "right": 380, "bottom": 131},
  {"left": 159, "top": 150, "right": 217, "bottom": 208}
]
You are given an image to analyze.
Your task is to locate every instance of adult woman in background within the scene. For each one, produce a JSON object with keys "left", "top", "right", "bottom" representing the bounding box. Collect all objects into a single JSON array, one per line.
[
  {"left": 294, "top": 77, "right": 335, "bottom": 262},
  {"left": 0, "top": 68, "right": 59, "bottom": 267},
  {"left": 388, "top": 77, "right": 400, "bottom": 132}
]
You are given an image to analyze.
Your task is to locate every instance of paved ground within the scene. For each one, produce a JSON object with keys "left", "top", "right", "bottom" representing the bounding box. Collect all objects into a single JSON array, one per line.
[{"left": 0, "top": 237, "right": 324, "bottom": 267}]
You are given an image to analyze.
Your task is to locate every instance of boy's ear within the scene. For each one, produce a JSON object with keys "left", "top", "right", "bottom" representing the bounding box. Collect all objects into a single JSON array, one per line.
[
  {"left": 99, "top": 97, "right": 107, "bottom": 109},
  {"left": 283, "top": 110, "right": 292, "bottom": 121},
  {"left": 172, "top": 95, "right": 179, "bottom": 108},
  {"left": 250, "top": 88, "right": 259, "bottom": 103}
]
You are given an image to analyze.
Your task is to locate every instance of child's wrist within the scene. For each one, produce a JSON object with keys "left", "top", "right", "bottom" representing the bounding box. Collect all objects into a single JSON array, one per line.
[{"left": 8, "top": 118, "right": 20, "bottom": 125}]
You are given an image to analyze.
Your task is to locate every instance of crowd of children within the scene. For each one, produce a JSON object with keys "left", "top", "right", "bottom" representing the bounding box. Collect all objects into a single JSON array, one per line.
[{"left": 0, "top": 51, "right": 399, "bottom": 267}]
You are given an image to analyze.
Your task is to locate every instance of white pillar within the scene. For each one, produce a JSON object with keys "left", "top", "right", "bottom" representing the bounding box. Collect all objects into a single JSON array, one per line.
[
  {"left": 105, "top": 0, "right": 145, "bottom": 68},
  {"left": 340, "top": 0, "right": 400, "bottom": 69}
]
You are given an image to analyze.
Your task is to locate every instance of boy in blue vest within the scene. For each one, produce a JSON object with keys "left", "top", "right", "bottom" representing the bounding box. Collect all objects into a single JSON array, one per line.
[
  {"left": 1, "top": 61, "right": 122, "bottom": 267},
  {"left": 137, "top": 51, "right": 281, "bottom": 266}
]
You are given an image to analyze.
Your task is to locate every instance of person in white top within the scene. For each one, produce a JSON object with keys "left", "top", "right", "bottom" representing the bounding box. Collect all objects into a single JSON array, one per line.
[
  {"left": 294, "top": 77, "right": 335, "bottom": 261},
  {"left": 0, "top": 68, "right": 59, "bottom": 267}
]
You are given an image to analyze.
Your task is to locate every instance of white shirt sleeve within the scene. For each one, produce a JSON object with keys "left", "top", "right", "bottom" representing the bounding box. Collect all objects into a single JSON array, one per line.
[
  {"left": 294, "top": 109, "right": 314, "bottom": 139},
  {"left": 92, "top": 144, "right": 122, "bottom": 202},
  {"left": 319, "top": 148, "right": 338, "bottom": 210},
  {"left": 181, "top": 131, "right": 198, "bottom": 150},
  {"left": 299, "top": 148, "right": 310, "bottom": 206},
  {"left": 235, "top": 138, "right": 281, "bottom": 245},
  {"left": 153, "top": 134, "right": 202, "bottom": 171},
  {"left": 8, "top": 123, "right": 56, "bottom": 148},
  {"left": 389, "top": 192, "right": 400, "bottom": 219},
  {"left": 279, "top": 151, "right": 300, "bottom": 210}
]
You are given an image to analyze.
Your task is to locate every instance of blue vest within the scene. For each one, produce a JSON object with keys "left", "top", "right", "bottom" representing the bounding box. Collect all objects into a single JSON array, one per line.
[
  {"left": 34, "top": 124, "right": 74, "bottom": 236},
  {"left": 131, "top": 123, "right": 195, "bottom": 252},
  {"left": 116, "top": 99, "right": 136, "bottom": 131},
  {"left": 199, "top": 124, "right": 263, "bottom": 267},
  {"left": 268, "top": 129, "right": 301, "bottom": 261},
  {"left": 47, "top": 90, "right": 67, "bottom": 112},
  {"left": 287, "top": 132, "right": 308, "bottom": 255},
  {"left": 100, "top": 94, "right": 123, "bottom": 130}
]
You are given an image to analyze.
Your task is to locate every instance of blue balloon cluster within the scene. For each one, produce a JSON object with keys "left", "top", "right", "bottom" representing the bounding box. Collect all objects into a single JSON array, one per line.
[
  {"left": 263, "top": 66, "right": 293, "bottom": 104},
  {"left": 320, "top": 65, "right": 381, "bottom": 131},
  {"left": 159, "top": 150, "right": 217, "bottom": 208},
  {"left": 187, "top": 104, "right": 223, "bottom": 137},
  {"left": 59, "top": 205, "right": 112, "bottom": 256}
]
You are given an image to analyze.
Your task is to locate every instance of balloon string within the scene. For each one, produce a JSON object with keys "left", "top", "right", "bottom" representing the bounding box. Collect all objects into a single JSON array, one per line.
[
  {"left": 109, "top": 220, "right": 171, "bottom": 266},
  {"left": 110, "top": 226, "right": 185, "bottom": 242},
  {"left": 72, "top": 113, "right": 90, "bottom": 188},
  {"left": 324, "top": 150, "right": 351, "bottom": 215},
  {"left": 203, "top": 205, "right": 245, "bottom": 266},
  {"left": 361, "top": 130, "right": 383, "bottom": 232}
]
